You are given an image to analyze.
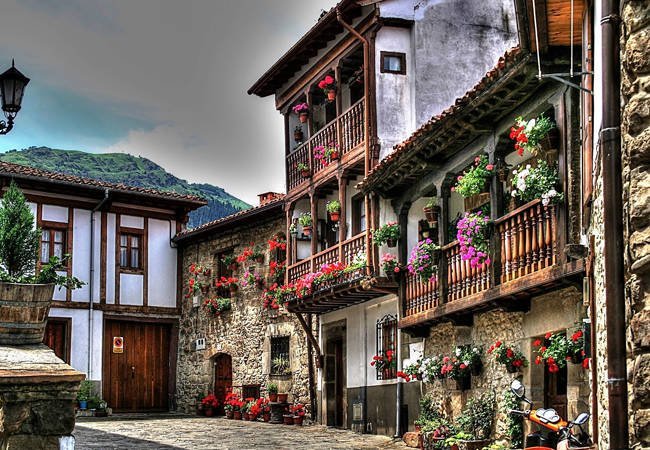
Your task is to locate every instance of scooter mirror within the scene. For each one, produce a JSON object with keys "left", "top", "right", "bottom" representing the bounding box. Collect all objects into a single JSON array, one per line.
[
  {"left": 510, "top": 379, "right": 525, "bottom": 398},
  {"left": 573, "top": 412, "right": 590, "bottom": 425}
]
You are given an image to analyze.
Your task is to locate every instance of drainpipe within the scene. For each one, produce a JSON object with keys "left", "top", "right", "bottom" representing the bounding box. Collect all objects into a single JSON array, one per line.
[
  {"left": 600, "top": 1, "right": 628, "bottom": 449},
  {"left": 88, "top": 189, "right": 110, "bottom": 378}
]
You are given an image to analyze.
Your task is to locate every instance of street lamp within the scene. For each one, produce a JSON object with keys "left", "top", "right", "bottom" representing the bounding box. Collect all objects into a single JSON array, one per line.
[{"left": 0, "top": 60, "right": 30, "bottom": 135}]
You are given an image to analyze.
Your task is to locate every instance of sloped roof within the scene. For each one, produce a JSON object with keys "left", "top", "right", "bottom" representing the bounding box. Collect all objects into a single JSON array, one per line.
[
  {"left": 0, "top": 160, "right": 206, "bottom": 206},
  {"left": 174, "top": 196, "right": 285, "bottom": 242},
  {"left": 358, "top": 47, "right": 539, "bottom": 194}
]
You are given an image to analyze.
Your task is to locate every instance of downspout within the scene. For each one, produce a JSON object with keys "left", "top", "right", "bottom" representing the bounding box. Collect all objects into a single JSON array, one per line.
[
  {"left": 88, "top": 189, "right": 110, "bottom": 378},
  {"left": 600, "top": 1, "right": 628, "bottom": 449}
]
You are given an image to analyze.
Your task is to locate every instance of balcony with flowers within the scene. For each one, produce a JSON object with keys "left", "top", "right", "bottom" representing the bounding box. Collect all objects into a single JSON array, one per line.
[{"left": 285, "top": 46, "right": 367, "bottom": 199}]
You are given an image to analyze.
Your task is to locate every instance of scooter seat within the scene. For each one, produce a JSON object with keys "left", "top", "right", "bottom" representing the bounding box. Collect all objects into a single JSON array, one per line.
[{"left": 535, "top": 408, "right": 561, "bottom": 424}]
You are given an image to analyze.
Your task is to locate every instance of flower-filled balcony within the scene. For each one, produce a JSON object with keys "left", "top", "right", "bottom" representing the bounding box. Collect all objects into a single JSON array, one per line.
[
  {"left": 401, "top": 115, "right": 585, "bottom": 329},
  {"left": 282, "top": 230, "right": 397, "bottom": 314},
  {"left": 287, "top": 98, "right": 365, "bottom": 194}
]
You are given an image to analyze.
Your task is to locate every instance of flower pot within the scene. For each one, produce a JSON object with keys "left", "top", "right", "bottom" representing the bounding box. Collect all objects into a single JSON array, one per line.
[
  {"left": 571, "top": 352, "right": 585, "bottom": 365},
  {"left": 330, "top": 151, "right": 339, "bottom": 161},
  {"left": 205, "top": 407, "right": 214, "bottom": 417},
  {"left": 414, "top": 424, "right": 422, "bottom": 433},
  {"left": 455, "top": 375, "right": 471, "bottom": 391},
  {"left": 329, "top": 211, "right": 340, "bottom": 222},
  {"left": 225, "top": 410, "right": 233, "bottom": 419},
  {"left": 250, "top": 413, "right": 258, "bottom": 421},
  {"left": 293, "top": 415, "right": 304, "bottom": 426},
  {"left": 263, "top": 413, "right": 271, "bottom": 422},
  {"left": 302, "top": 226, "right": 312, "bottom": 237},
  {"left": 277, "top": 393, "right": 288, "bottom": 403},
  {"left": 299, "top": 112, "right": 309, "bottom": 123},
  {"left": 0, "top": 283, "right": 55, "bottom": 345},
  {"left": 268, "top": 393, "right": 278, "bottom": 402},
  {"left": 196, "top": 404, "right": 205, "bottom": 416},
  {"left": 243, "top": 412, "right": 250, "bottom": 421},
  {"left": 386, "top": 270, "right": 400, "bottom": 282},
  {"left": 423, "top": 206, "right": 440, "bottom": 227},
  {"left": 386, "top": 238, "right": 397, "bottom": 248},
  {"left": 79, "top": 400, "right": 88, "bottom": 410},
  {"left": 300, "top": 169, "right": 311, "bottom": 178},
  {"left": 294, "top": 130, "right": 304, "bottom": 142},
  {"left": 283, "top": 414, "right": 294, "bottom": 425},
  {"left": 327, "top": 89, "right": 336, "bottom": 102},
  {"left": 506, "top": 364, "right": 520, "bottom": 374},
  {"left": 233, "top": 411, "right": 242, "bottom": 420}
]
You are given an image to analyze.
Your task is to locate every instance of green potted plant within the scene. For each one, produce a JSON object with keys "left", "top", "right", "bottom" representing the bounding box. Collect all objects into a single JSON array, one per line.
[
  {"left": 488, "top": 340, "right": 528, "bottom": 373},
  {"left": 267, "top": 382, "right": 278, "bottom": 402},
  {"left": 423, "top": 197, "right": 440, "bottom": 227},
  {"left": 0, "top": 182, "right": 84, "bottom": 345},
  {"left": 372, "top": 222, "right": 400, "bottom": 247},
  {"left": 296, "top": 162, "right": 311, "bottom": 178},
  {"left": 272, "top": 355, "right": 291, "bottom": 376},
  {"left": 510, "top": 160, "right": 563, "bottom": 207},
  {"left": 298, "top": 213, "right": 312, "bottom": 236},
  {"left": 454, "top": 392, "right": 496, "bottom": 450},
  {"left": 407, "top": 239, "right": 440, "bottom": 283},
  {"left": 510, "top": 113, "right": 555, "bottom": 156},
  {"left": 292, "top": 102, "right": 309, "bottom": 123},
  {"left": 318, "top": 75, "right": 337, "bottom": 102},
  {"left": 453, "top": 155, "right": 494, "bottom": 211},
  {"left": 326, "top": 200, "right": 341, "bottom": 222},
  {"left": 77, "top": 380, "right": 93, "bottom": 410}
]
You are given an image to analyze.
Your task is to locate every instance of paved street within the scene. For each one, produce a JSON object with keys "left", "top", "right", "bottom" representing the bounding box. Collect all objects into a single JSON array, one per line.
[{"left": 74, "top": 414, "right": 408, "bottom": 449}]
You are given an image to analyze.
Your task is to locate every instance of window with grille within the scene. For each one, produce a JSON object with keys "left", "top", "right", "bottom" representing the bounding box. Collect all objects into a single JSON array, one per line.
[
  {"left": 119, "top": 231, "right": 143, "bottom": 270},
  {"left": 270, "top": 336, "right": 291, "bottom": 376},
  {"left": 215, "top": 250, "right": 235, "bottom": 298},
  {"left": 40, "top": 227, "right": 66, "bottom": 264},
  {"left": 376, "top": 314, "right": 397, "bottom": 380}
]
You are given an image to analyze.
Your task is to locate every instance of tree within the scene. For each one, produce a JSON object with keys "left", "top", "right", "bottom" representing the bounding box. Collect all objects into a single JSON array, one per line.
[{"left": 0, "top": 181, "right": 40, "bottom": 279}]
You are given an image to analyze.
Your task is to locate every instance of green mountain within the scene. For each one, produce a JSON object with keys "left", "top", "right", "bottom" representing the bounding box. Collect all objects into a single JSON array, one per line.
[{"left": 0, "top": 147, "right": 250, "bottom": 228}]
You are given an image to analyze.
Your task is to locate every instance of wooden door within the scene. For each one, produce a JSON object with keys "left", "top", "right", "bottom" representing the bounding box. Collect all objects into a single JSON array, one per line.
[
  {"left": 325, "top": 336, "right": 345, "bottom": 428},
  {"left": 544, "top": 364, "right": 568, "bottom": 419},
  {"left": 213, "top": 354, "right": 232, "bottom": 415},
  {"left": 103, "top": 320, "right": 171, "bottom": 412},
  {"left": 43, "top": 318, "right": 70, "bottom": 363}
]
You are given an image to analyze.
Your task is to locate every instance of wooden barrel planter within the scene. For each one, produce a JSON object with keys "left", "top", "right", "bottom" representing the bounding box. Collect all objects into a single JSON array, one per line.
[{"left": 0, "top": 283, "right": 55, "bottom": 345}]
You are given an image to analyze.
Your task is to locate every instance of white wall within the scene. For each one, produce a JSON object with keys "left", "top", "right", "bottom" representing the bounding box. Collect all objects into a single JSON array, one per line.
[
  {"left": 120, "top": 273, "right": 144, "bottom": 305},
  {"left": 319, "top": 295, "right": 399, "bottom": 389},
  {"left": 120, "top": 214, "right": 144, "bottom": 229},
  {"left": 49, "top": 307, "right": 103, "bottom": 379},
  {"left": 42, "top": 205, "right": 68, "bottom": 223},
  {"left": 106, "top": 213, "right": 116, "bottom": 304},
  {"left": 148, "top": 219, "right": 177, "bottom": 307},
  {"left": 72, "top": 209, "right": 91, "bottom": 302}
]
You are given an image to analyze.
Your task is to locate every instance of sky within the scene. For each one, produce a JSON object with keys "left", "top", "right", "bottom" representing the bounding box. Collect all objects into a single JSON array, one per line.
[{"left": 0, "top": 0, "right": 338, "bottom": 205}]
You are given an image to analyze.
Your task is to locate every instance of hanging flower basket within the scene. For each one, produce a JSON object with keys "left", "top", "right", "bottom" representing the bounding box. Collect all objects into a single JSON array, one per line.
[
  {"left": 386, "top": 238, "right": 397, "bottom": 248},
  {"left": 326, "top": 200, "right": 341, "bottom": 222},
  {"left": 327, "top": 89, "right": 336, "bottom": 102},
  {"left": 292, "top": 103, "right": 310, "bottom": 123},
  {"left": 303, "top": 225, "right": 312, "bottom": 236},
  {"left": 299, "top": 112, "right": 309, "bottom": 123},
  {"left": 294, "top": 128, "right": 304, "bottom": 142},
  {"left": 423, "top": 205, "right": 440, "bottom": 227}
]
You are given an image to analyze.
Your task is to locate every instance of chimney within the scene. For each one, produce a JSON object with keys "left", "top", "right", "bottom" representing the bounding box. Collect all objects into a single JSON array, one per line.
[{"left": 258, "top": 192, "right": 283, "bottom": 206}]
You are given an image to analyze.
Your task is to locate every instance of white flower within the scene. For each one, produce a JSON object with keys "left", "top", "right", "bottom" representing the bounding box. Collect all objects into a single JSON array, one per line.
[
  {"left": 463, "top": 360, "right": 470, "bottom": 366},
  {"left": 526, "top": 164, "right": 531, "bottom": 170},
  {"left": 548, "top": 189, "right": 557, "bottom": 197},
  {"left": 455, "top": 348, "right": 461, "bottom": 356},
  {"left": 542, "top": 197, "right": 550, "bottom": 206},
  {"left": 472, "top": 347, "right": 478, "bottom": 353},
  {"left": 511, "top": 190, "right": 518, "bottom": 197}
]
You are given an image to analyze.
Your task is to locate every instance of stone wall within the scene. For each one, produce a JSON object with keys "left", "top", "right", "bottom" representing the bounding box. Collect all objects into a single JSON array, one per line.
[
  {"left": 622, "top": 1, "right": 650, "bottom": 446},
  {"left": 420, "top": 287, "right": 588, "bottom": 445},
  {"left": 175, "top": 213, "right": 313, "bottom": 413}
]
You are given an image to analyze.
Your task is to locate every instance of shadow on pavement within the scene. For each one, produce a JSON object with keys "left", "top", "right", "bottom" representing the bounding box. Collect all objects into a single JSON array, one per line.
[{"left": 74, "top": 425, "right": 185, "bottom": 450}]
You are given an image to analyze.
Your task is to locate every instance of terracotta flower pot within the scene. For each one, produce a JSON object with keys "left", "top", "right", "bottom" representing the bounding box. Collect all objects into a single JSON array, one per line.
[
  {"left": 300, "top": 169, "right": 311, "bottom": 178},
  {"left": 204, "top": 407, "right": 214, "bottom": 417},
  {"left": 233, "top": 411, "right": 242, "bottom": 420},
  {"left": 269, "top": 393, "right": 278, "bottom": 402},
  {"left": 327, "top": 89, "right": 336, "bottom": 102},
  {"left": 283, "top": 414, "right": 294, "bottom": 425},
  {"left": 329, "top": 151, "right": 339, "bottom": 161},
  {"left": 263, "top": 413, "right": 271, "bottom": 422},
  {"left": 423, "top": 206, "right": 440, "bottom": 227},
  {"left": 299, "top": 112, "right": 309, "bottom": 123},
  {"left": 0, "top": 283, "right": 55, "bottom": 345},
  {"left": 196, "top": 405, "right": 205, "bottom": 416},
  {"left": 506, "top": 364, "right": 520, "bottom": 374},
  {"left": 277, "top": 393, "right": 288, "bottom": 403},
  {"left": 386, "top": 238, "right": 397, "bottom": 248},
  {"left": 329, "top": 211, "right": 340, "bottom": 222},
  {"left": 293, "top": 415, "right": 304, "bottom": 426},
  {"left": 302, "top": 226, "right": 312, "bottom": 237}
]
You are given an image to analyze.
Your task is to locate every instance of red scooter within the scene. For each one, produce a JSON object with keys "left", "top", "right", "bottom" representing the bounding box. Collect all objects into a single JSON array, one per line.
[{"left": 509, "top": 379, "right": 592, "bottom": 449}]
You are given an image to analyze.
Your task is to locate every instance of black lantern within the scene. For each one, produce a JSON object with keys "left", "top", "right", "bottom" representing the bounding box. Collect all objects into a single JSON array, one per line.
[{"left": 0, "top": 60, "right": 30, "bottom": 135}]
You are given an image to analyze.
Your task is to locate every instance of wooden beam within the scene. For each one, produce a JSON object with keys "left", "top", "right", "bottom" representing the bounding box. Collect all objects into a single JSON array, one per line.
[{"left": 294, "top": 312, "right": 322, "bottom": 363}]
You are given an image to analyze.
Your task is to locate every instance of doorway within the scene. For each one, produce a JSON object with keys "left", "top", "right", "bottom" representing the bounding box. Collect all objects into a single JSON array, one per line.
[
  {"left": 213, "top": 353, "right": 232, "bottom": 416},
  {"left": 324, "top": 322, "right": 346, "bottom": 428},
  {"left": 43, "top": 317, "right": 71, "bottom": 364}
]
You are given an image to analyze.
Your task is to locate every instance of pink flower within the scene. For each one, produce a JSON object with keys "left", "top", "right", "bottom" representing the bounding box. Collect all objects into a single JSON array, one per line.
[{"left": 486, "top": 164, "right": 494, "bottom": 170}]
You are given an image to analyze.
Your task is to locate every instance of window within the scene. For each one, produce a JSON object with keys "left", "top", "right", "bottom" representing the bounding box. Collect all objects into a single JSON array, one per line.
[
  {"left": 380, "top": 52, "right": 406, "bottom": 75},
  {"left": 270, "top": 336, "right": 291, "bottom": 376},
  {"left": 40, "top": 227, "right": 66, "bottom": 264},
  {"left": 376, "top": 314, "right": 397, "bottom": 380},
  {"left": 215, "top": 250, "right": 235, "bottom": 298},
  {"left": 119, "top": 231, "right": 143, "bottom": 270},
  {"left": 242, "top": 385, "right": 261, "bottom": 400},
  {"left": 351, "top": 194, "right": 366, "bottom": 235}
]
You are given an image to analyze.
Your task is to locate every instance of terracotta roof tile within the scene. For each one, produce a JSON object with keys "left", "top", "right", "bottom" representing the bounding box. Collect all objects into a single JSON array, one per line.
[
  {"left": 360, "top": 47, "right": 525, "bottom": 188},
  {"left": 0, "top": 160, "right": 206, "bottom": 205}
]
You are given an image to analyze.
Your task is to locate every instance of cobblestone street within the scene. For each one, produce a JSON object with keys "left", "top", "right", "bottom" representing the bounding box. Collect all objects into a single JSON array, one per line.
[{"left": 74, "top": 414, "right": 408, "bottom": 449}]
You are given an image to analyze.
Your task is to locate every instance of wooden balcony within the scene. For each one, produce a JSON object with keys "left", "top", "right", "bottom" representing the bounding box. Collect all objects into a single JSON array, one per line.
[
  {"left": 401, "top": 200, "right": 585, "bottom": 330},
  {"left": 285, "top": 231, "right": 398, "bottom": 314},
  {"left": 286, "top": 98, "right": 365, "bottom": 195}
]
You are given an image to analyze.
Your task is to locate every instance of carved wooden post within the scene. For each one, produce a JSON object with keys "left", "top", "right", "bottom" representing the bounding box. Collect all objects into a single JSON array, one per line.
[
  {"left": 438, "top": 187, "right": 450, "bottom": 303},
  {"left": 398, "top": 205, "right": 409, "bottom": 317},
  {"left": 489, "top": 151, "right": 503, "bottom": 286},
  {"left": 286, "top": 202, "right": 294, "bottom": 268},
  {"left": 338, "top": 176, "right": 347, "bottom": 261},
  {"left": 310, "top": 193, "right": 318, "bottom": 272}
]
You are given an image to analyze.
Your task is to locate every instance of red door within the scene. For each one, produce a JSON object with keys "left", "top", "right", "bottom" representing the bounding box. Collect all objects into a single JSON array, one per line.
[
  {"left": 43, "top": 318, "right": 71, "bottom": 363},
  {"left": 103, "top": 320, "right": 171, "bottom": 412},
  {"left": 213, "top": 354, "right": 232, "bottom": 415}
]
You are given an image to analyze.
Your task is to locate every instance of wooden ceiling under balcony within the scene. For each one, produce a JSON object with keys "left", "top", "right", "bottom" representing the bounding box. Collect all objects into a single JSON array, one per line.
[{"left": 525, "top": 0, "right": 584, "bottom": 53}]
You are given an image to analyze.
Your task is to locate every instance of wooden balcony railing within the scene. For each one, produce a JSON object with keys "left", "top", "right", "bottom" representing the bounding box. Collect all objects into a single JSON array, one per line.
[
  {"left": 286, "top": 98, "right": 365, "bottom": 192},
  {"left": 404, "top": 200, "right": 559, "bottom": 318},
  {"left": 287, "top": 231, "right": 368, "bottom": 284}
]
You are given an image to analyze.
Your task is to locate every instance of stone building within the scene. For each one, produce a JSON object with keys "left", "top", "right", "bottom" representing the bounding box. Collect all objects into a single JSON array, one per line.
[{"left": 173, "top": 194, "right": 314, "bottom": 413}]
